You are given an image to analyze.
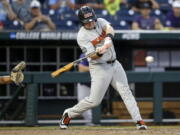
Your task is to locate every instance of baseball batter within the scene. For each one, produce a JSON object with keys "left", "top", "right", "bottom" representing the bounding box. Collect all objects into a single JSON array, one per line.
[{"left": 60, "top": 6, "right": 147, "bottom": 130}]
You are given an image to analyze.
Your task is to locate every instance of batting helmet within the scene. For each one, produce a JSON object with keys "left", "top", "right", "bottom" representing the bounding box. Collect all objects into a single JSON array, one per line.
[{"left": 78, "top": 6, "right": 97, "bottom": 25}]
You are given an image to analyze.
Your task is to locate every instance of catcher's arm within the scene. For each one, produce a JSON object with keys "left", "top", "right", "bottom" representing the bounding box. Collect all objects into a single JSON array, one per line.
[{"left": 0, "top": 76, "right": 13, "bottom": 84}]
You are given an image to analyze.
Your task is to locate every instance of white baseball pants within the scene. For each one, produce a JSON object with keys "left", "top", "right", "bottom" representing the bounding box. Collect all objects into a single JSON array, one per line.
[{"left": 64, "top": 61, "right": 142, "bottom": 122}]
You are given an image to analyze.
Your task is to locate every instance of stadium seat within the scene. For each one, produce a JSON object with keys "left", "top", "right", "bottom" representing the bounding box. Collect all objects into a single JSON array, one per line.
[
  {"left": 42, "top": 8, "right": 50, "bottom": 15},
  {"left": 151, "top": 9, "right": 166, "bottom": 25},
  {"left": 4, "top": 19, "right": 23, "bottom": 31},
  {"left": 56, "top": 19, "right": 78, "bottom": 30},
  {"left": 112, "top": 18, "right": 131, "bottom": 30},
  {"left": 116, "top": 9, "right": 139, "bottom": 23}
]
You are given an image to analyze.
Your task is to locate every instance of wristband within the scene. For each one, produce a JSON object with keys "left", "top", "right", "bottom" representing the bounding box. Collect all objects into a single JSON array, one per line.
[
  {"left": 96, "top": 52, "right": 103, "bottom": 57},
  {"left": 106, "top": 33, "right": 114, "bottom": 39}
]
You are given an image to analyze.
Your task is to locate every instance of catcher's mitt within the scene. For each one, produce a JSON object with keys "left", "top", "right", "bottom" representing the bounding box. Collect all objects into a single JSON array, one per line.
[{"left": 10, "top": 61, "right": 26, "bottom": 85}]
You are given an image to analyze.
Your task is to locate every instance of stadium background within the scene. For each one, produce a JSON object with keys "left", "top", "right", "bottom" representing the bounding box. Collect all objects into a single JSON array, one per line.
[{"left": 0, "top": 0, "right": 180, "bottom": 128}]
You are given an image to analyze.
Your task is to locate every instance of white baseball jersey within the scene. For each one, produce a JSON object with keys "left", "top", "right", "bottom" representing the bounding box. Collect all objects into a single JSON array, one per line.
[{"left": 77, "top": 18, "right": 116, "bottom": 64}]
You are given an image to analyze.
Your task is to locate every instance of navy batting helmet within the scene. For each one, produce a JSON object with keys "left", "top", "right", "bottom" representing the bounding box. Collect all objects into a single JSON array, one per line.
[{"left": 78, "top": 6, "right": 97, "bottom": 25}]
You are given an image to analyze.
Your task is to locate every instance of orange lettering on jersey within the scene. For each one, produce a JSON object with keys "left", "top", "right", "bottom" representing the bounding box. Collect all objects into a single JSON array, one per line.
[{"left": 91, "top": 31, "right": 106, "bottom": 46}]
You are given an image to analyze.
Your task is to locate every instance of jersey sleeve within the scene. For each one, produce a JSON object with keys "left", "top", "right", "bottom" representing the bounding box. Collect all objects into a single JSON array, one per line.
[{"left": 97, "top": 18, "right": 111, "bottom": 28}]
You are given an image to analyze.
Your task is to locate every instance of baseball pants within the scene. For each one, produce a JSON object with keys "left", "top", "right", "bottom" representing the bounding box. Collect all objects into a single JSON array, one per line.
[{"left": 64, "top": 61, "right": 142, "bottom": 122}]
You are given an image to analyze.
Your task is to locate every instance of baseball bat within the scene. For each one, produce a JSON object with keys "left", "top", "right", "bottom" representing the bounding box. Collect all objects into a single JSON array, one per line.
[
  {"left": 51, "top": 51, "right": 96, "bottom": 78},
  {"left": 51, "top": 43, "right": 112, "bottom": 78}
]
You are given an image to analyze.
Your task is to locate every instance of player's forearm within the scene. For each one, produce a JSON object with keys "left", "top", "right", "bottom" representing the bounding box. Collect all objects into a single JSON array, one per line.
[
  {"left": 0, "top": 76, "right": 13, "bottom": 84},
  {"left": 91, "top": 25, "right": 114, "bottom": 60},
  {"left": 90, "top": 53, "right": 102, "bottom": 60}
]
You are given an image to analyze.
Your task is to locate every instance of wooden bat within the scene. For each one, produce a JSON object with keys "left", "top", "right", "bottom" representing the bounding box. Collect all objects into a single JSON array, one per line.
[
  {"left": 51, "top": 51, "right": 96, "bottom": 78},
  {"left": 51, "top": 43, "right": 112, "bottom": 78}
]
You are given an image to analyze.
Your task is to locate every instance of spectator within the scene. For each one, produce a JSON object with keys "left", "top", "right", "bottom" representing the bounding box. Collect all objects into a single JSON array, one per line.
[
  {"left": 0, "top": 0, "right": 16, "bottom": 31},
  {"left": 77, "top": 53, "right": 94, "bottom": 126},
  {"left": 132, "top": 2, "right": 163, "bottom": 30},
  {"left": 129, "top": 0, "right": 159, "bottom": 12},
  {"left": 166, "top": 0, "right": 180, "bottom": 30},
  {"left": 11, "top": 0, "right": 31, "bottom": 21},
  {"left": 23, "top": 0, "right": 56, "bottom": 31},
  {"left": 48, "top": 0, "right": 75, "bottom": 10},
  {"left": 104, "top": 0, "right": 127, "bottom": 16},
  {"left": 75, "top": 0, "right": 104, "bottom": 9},
  {"left": 48, "top": 0, "right": 104, "bottom": 14}
]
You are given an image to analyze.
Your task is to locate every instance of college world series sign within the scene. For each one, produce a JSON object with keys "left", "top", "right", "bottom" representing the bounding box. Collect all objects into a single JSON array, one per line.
[
  {"left": 9, "top": 32, "right": 78, "bottom": 40},
  {"left": 0, "top": 30, "right": 180, "bottom": 40}
]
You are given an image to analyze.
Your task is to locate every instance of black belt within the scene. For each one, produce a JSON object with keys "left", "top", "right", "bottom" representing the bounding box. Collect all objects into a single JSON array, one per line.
[{"left": 106, "top": 59, "right": 116, "bottom": 64}]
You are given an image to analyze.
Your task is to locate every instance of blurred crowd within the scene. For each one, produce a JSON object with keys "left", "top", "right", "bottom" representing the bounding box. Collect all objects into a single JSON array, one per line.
[{"left": 0, "top": 0, "right": 180, "bottom": 31}]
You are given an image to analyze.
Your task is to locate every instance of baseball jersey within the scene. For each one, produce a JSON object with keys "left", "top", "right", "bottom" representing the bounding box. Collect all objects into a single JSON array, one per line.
[{"left": 77, "top": 18, "right": 116, "bottom": 64}]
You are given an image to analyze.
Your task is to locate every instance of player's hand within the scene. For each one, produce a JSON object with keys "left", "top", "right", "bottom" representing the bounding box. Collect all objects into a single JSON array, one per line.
[{"left": 96, "top": 46, "right": 107, "bottom": 54}]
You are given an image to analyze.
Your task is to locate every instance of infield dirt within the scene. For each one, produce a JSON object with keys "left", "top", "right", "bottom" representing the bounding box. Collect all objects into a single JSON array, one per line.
[{"left": 0, "top": 126, "right": 180, "bottom": 135}]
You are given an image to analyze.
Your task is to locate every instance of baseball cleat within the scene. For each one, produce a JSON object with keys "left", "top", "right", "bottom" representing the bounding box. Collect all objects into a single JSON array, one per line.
[
  {"left": 136, "top": 120, "right": 147, "bottom": 130},
  {"left": 59, "top": 113, "right": 71, "bottom": 129}
]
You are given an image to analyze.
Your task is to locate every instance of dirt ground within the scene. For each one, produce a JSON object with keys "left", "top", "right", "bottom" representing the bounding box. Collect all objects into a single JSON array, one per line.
[{"left": 0, "top": 126, "right": 180, "bottom": 135}]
